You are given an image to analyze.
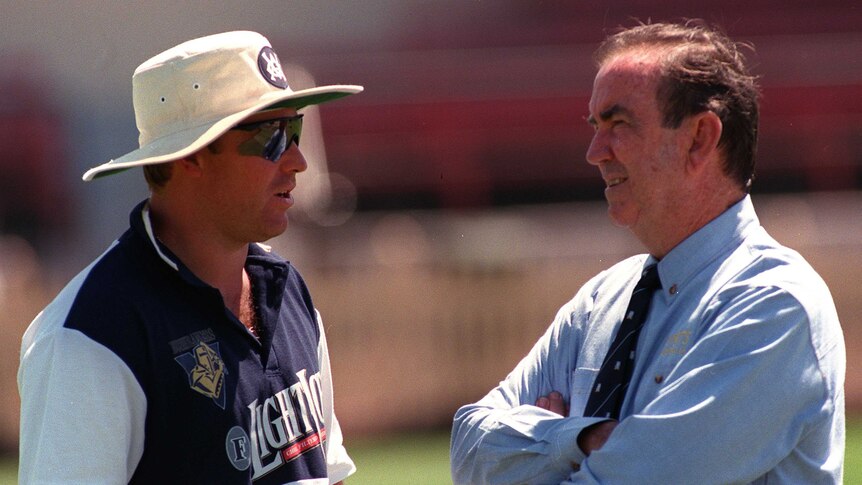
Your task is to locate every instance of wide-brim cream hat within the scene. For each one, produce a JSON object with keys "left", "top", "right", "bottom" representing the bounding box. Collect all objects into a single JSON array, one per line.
[{"left": 83, "top": 30, "right": 362, "bottom": 181}]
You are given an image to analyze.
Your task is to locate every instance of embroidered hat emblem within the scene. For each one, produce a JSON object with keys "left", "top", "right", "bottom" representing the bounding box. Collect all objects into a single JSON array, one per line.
[{"left": 258, "top": 46, "right": 288, "bottom": 88}]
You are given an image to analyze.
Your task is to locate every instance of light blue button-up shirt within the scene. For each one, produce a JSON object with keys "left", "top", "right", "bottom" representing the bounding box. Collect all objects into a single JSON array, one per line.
[{"left": 451, "top": 196, "right": 845, "bottom": 484}]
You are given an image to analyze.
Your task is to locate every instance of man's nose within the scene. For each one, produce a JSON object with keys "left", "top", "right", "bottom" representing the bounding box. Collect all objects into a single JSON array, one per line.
[
  {"left": 279, "top": 143, "right": 308, "bottom": 174},
  {"left": 586, "top": 129, "right": 611, "bottom": 166}
]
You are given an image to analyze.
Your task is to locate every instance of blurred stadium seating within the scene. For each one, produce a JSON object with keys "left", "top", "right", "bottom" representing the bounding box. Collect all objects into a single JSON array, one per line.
[{"left": 274, "top": 0, "right": 862, "bottom": 210}]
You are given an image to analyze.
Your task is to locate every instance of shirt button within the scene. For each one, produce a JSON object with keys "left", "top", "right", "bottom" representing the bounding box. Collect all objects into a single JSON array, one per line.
[
  {"left": 669, "top": 284, "right": 678, "bottom": 295},
  {"left": 655, "top": 375, "right": 664, "bottom": 384}
]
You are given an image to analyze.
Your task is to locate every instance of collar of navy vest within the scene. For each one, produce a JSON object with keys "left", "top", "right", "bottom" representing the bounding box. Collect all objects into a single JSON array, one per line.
[{"left": 128, "top": 199, "right": 289, "bottom": 290}]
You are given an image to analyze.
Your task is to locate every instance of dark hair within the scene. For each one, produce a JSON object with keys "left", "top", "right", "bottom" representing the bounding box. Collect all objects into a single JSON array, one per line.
[
  {"left": 143, "top": 163, "right": 174, "bottom": 189},
  {"left": 142, "top": 142, "right": 223, "bottom": 190},
  {"left": 595, "top": 21, "right": 760, "bottom": 191}
]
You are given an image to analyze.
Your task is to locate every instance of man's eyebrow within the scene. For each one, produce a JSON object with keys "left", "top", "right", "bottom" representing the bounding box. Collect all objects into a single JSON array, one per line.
[{"left": 587, "top": 104, "right": 631, "bottom": 126}]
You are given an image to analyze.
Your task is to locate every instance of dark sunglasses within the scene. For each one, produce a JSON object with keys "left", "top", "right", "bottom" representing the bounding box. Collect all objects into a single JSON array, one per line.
[{"left": 232, "top": 115, "right": 303, "bottom": 162}]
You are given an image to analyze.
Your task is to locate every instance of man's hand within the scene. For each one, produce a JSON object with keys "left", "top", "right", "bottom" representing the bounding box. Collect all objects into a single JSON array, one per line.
[
  {"left": 577, "top": 420, "right": 617, "bottom": 455},
  {"left": 535, "top": 392, "right": 617, "bottom": 456},
  {"left": 535, "top": 391, "right": 568, "bottom": 416}
]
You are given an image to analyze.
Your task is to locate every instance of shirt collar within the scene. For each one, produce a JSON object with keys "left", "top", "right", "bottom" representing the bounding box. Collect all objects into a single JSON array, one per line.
[
  {"left": 128, "top": 199, "right": 207, "bottom": 288},
  {"left": 656, "top": 195, "right": 759, "bottom": 297},
  {"left": 140, "top": 201, "right": 179, "bottom": 271},
  {"left": 128, "top": 199, "right": 288, "bottom": 288}
]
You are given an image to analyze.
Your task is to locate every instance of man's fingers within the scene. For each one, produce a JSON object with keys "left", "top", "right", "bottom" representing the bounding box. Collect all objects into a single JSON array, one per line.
[
  {"left": 548, "top": 391, "right": 567, "bottom": 416},
  {"left": 535, "top": 392, "right": 568, "bottom": 416}
]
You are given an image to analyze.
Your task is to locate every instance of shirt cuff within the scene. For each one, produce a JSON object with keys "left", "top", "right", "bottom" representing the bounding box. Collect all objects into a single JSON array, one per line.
[{"left": 550, "top": 417, "right": 609, "bottom": 465}]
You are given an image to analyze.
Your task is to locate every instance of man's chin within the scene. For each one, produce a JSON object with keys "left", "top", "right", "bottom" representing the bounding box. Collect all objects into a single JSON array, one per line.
[
  {"left": 606, "top": 204, "right": 635, "bottom": 228},
  {"left": 257, "top": 218, "right": 290, "bottom": 242}
]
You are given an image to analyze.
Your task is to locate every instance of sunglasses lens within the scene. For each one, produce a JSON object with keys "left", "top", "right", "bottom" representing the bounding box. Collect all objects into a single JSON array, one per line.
[
  {"left": 261, "top": 126, "right": 287, "bottom": 162},
  {"left": 235, "top": 115, "right": 303, "bottom": 162}
]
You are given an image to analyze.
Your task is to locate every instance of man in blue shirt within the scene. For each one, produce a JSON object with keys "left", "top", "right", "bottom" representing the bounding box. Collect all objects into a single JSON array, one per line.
[
  {"left": 450, "top": 21, "right": 844, "bottom": 484},
  {"left": 19, "top": 31, "right": 362, "bottom": 483}
]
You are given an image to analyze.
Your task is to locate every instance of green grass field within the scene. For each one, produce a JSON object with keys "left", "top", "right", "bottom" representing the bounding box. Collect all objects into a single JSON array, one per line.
[
  {"left": 347, "top": 431, "right": 453, "bottom": 485},
  {"left": 1, "top": 421, "right": 860, "bottom": 484}
]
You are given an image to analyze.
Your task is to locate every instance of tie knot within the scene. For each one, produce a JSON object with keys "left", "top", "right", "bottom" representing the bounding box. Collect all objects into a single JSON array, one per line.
[{"left": 638, "top": 264, "right": 662, "bottom": 291}]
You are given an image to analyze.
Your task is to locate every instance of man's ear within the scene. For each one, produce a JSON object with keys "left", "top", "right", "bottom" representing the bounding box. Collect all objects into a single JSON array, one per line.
[
  {"left": 687, "top": 111, "right": 723, "bottom": 171},
  {"left": 175, "top": 152, "right": 205, "bottom": 177}
]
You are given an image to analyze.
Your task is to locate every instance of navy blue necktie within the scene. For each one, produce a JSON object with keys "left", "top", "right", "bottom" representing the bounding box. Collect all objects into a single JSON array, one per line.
[{"left": 583, "top": 264, "right": 661, "bottom": 419}]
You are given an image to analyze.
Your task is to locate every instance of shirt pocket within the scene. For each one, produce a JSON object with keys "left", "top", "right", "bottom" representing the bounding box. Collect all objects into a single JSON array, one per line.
[{"left": 569, "top": 367, "right": 599, "bottom": 417}]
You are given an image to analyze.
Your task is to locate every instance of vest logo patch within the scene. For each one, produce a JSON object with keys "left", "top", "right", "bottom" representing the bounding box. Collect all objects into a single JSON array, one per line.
[
  {"left": 225, "top": 368, "right": 328, "bottom": 479},
  {"left": 175, "top": 341, "right": 228, "bottom": 409}
]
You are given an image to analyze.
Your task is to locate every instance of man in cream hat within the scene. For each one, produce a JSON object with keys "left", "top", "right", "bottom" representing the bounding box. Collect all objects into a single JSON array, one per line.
[{"left": 19, "top": 31, "right": 361, "bottom": 484}]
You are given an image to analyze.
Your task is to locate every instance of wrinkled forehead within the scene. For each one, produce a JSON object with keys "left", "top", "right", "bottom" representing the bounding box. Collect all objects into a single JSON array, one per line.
[
  {"left": 599, "top": 48, "right": 665, "bottom": 75},
  {"left": 589, "top": 51, "right": 663, "bottom": 114}
]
